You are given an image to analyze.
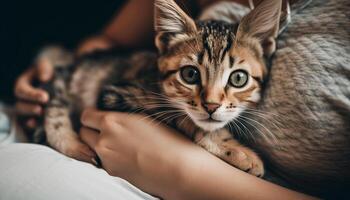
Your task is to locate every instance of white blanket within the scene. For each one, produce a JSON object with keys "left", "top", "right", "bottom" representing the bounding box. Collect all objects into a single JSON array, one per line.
[{"left": 0, "top": 143, "right": 157, "bottom": 200}]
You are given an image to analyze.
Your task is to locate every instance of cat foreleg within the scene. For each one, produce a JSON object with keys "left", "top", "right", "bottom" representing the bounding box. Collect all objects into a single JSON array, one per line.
[
  {"left": 40, "top": 46, "right": 94, "bottom": 162},
  {"left": 97, "top": 83, "right": 159, "bottom": 113},
  {"left": 194, "top": 129, "right": 264, "bottom": 177},
  {"left": 45, "top": 105, "right": 94, "bottom": 162}
]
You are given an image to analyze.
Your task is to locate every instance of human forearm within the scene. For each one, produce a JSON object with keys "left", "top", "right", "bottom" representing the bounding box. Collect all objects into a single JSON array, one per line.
[
  {"left": 124, "top": 134, "right": 317, "bottom": 200},
  {"left": 80, "top": 110, "right": 318, "bottom": 200},
  {"left": 77, "top": 0, "right": 155, "bottom": 55},
  {"left": 102, "top": 0, "right": 155, "bottom": 49},
  {"left": 170, "top": 149, "right": 313, "bottom": 199},
  {"left": 150, "top": 143, "right": 319, "bottom": 200}
]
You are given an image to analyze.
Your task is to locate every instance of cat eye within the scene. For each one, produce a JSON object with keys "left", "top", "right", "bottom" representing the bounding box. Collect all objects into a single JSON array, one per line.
[
  {"left": 180, "top": 66, "right": 200, "bottom": 84},
  {"left": 229, "top": 70, "right": 249, "bottom": 88}
]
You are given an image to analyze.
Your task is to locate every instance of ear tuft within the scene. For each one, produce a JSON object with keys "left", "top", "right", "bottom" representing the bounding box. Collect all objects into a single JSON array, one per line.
[
  {"left": 236, "top": 0, "right": 282, "bottom": 57},
  {"left": 154, "top": 0, "right": 196, "bottom": 54}
]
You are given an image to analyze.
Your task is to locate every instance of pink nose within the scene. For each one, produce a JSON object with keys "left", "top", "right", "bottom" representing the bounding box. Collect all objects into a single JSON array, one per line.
[{"left": 202, "top": 102, "right": 221, "bottom": 114}]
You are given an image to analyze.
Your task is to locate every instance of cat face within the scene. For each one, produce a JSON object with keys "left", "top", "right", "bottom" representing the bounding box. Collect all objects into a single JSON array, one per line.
[{"left": 154, "top": 0, "right": 281, "bottom": 131}]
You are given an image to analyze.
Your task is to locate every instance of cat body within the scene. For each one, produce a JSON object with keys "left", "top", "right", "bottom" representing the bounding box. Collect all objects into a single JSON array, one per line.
[{"left": 37, "top": 0, "right": 282, "bottom": 177}]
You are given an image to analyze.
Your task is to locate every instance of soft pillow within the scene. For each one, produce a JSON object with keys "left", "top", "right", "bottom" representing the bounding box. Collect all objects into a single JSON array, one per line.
[{"left": 251, "top": 0, "right": 350, "bottom": 197}]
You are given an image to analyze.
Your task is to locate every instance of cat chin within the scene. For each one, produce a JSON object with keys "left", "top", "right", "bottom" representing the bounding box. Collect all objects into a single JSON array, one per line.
[
  {"left": 193, "top": 119, "right": 227, "bottom": 132},
  {"left": 184, "top": 108, "right": 232, "bottom": 132}
]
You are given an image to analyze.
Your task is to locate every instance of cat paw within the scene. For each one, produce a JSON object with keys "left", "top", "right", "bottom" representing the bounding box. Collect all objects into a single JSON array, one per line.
[{"left": 222, "top": 146, "right": 264, "bottom": 177}]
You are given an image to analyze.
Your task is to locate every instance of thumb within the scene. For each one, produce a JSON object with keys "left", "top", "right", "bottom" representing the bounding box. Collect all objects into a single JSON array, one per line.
[
  {"left": 80, "top": 126, "right": 100, "bottom": 151},
  {"left": 37, "top": 58, "right": 53, "bottom": 82}
]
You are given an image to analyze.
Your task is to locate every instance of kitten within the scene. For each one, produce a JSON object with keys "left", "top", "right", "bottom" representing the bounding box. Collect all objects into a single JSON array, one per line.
[{"left": 36, "top": 0, "right": 282, "bottom": 177}]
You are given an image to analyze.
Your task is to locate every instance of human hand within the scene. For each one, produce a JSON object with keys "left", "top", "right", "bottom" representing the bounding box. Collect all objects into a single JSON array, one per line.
[
  {"left": 76, "top": 34, "right": 115, "bottom": 56},
  {"left": 14, "top": 57, "right": 53, "bottom": 129},
  {"left": 15, "top": 34, "right": 114, "bottom": 129},
  {"left": 79, "top": 108, "right": 315, "bottom": 200},
  {"left": 80, "top": 108, "right": 197, "bottom": 198}
]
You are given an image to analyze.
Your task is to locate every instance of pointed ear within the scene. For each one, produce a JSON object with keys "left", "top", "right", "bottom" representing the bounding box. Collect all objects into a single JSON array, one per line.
[
  {"left": 154, "top": 0, "right": 197, "bottom": 54},
  {"left": 236, "top": 0, "right": 282, "bottom": 57}
]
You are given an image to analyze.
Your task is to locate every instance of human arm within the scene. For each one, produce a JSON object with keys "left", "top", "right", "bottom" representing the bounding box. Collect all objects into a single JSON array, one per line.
[
  {"left": 77, "top": 0, "right": 156, "bottom": 54},
  {"left": 14, "top": 59, "right": 52, "bottom": 128},
  {"left": 80, "top": 108, "right": 318, "bottom": 200},
  {"left": 14, "top": 0, "right": 156, "bottom": 127}
]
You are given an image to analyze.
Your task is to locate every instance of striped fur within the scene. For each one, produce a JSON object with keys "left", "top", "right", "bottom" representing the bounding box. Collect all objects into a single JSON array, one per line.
[{"left": 36, "top": 0, "right": 282, "bottom": 177}]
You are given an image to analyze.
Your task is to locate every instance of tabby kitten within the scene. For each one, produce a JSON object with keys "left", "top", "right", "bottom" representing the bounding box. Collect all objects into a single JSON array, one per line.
[{"left": 37, "top": 0, "right": 281, "bottom": 177}]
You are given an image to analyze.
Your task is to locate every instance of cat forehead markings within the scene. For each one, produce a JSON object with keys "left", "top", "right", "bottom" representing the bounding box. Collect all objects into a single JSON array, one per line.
[{"left": 197, "top": 20, "right": 237, "bottom": 68}]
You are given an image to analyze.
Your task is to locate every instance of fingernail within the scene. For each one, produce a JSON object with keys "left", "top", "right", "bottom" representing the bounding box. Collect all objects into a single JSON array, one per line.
[
  {"left": 86, "top": 150, "right": 96, "bottom": 157},
  {"left": 39, "top": 93, "right": 49, "bottom": 103},
  {"left": 26, "top": 119, "right": 36, "bottom": 128},
  {"left": 91, "top": 158, "right": 98, "bottom": 166},
  {"left": 34, "top": 106, "right": 42, "bottom": 115},
  {"left": 40, "top": 74, "right": 48, "bottom": 82},
  {"left": 41, "top": 73, "right": 51, "bottom": 82}
]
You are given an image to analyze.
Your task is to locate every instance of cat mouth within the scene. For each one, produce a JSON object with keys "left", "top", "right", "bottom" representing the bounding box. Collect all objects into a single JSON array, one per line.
[
  {"left": 194, "top": 117, "right": 227, "bottom": 131},
  {"left": 185, "top": 109, "right": 227, "bottom": 131},
  {"left": 199, "top": 117, "right": 223, "bottom": 123}
]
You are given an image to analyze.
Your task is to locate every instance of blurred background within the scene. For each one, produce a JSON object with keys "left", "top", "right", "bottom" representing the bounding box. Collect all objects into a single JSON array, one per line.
[{"left": 0, "top": 0, "right": 126, "bottom": 103}]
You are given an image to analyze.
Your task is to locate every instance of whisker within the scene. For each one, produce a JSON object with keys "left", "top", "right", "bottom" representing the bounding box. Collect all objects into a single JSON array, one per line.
[
  {"left": 239, "top": 106, "right": 283, "bottom": 118},
  {"left": 177, "top": 115, "right": 190, "bottom": 128},
  {"left": 227, "top": 122, "right": 242, "bottom": 139},
  {"left": 162, "top": 113, "right": 187, "bottom": 126},
  {"left": 242, "top": 111, "right": 284, "bottom": 138},
  {"left": 237, "top": 116, "right": 271, "bottom": 143},
  {"left": 233, "top": 118, "right": 255, "bottom": 142},
  {"left": 137, "top": 109, "right": 181, "bottom": 123},
  {"left": 242, "top": 110, "right": 284, "bottom": 127},
  {"left": 239, "top": 115, "right": 278, "bottom": 144}
]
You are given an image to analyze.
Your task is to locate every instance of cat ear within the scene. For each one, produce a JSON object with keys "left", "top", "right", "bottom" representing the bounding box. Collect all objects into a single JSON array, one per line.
[
  {"left": 154, "top": 0, "right": 197, "bottom": 54},
  {"left": 236, "top": 0, "right": 282, "bottom": 57}
]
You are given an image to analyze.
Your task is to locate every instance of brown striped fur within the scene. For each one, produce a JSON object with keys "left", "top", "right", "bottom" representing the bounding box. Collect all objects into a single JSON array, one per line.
[{"left": 36, "top": 0, "right": 282, "bottom": 177}]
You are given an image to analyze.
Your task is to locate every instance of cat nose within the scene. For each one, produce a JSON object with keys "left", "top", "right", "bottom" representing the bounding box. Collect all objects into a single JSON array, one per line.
[{"left": 202, "top": 102, "right": 221, "bottom": 114}]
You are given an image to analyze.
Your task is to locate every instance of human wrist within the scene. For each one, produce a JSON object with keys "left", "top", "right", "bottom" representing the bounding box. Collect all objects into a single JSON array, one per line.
[
  {"left": 138, "top": 143, "right": 192, "bottom": 199},
  {"left": 166, "top": 145, "right": 212, "bottom": 200},
  {"left": 101, "top": 30, "right": 121, "bottom": 48},
  {"left": 98, "top": 32, "right": 117, "bottom": 47},
  {"left": 128, "top": 132, "right": 199, "bottom": 199}
]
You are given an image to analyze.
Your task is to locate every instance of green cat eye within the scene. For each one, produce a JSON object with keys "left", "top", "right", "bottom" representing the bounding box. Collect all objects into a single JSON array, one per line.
[
  {"left": 180, "top": 66, "right": 200, "bottom": 84},
  {"left": 229, "top": 70, "right": 249, "bottom": 88}
]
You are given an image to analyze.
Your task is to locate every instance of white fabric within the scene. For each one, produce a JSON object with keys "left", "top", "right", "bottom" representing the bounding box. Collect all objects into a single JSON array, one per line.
[
  {"left": 0, "top": 143, "right": 158, "bottom": 200},
  {"left": 0, "top": 106, "right": 27, "bottom": 145}
]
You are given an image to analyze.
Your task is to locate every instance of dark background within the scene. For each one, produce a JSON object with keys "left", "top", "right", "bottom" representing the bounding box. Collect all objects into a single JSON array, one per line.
[{"left": 0, "top": 0, "right": 125, "bottom": 103}]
